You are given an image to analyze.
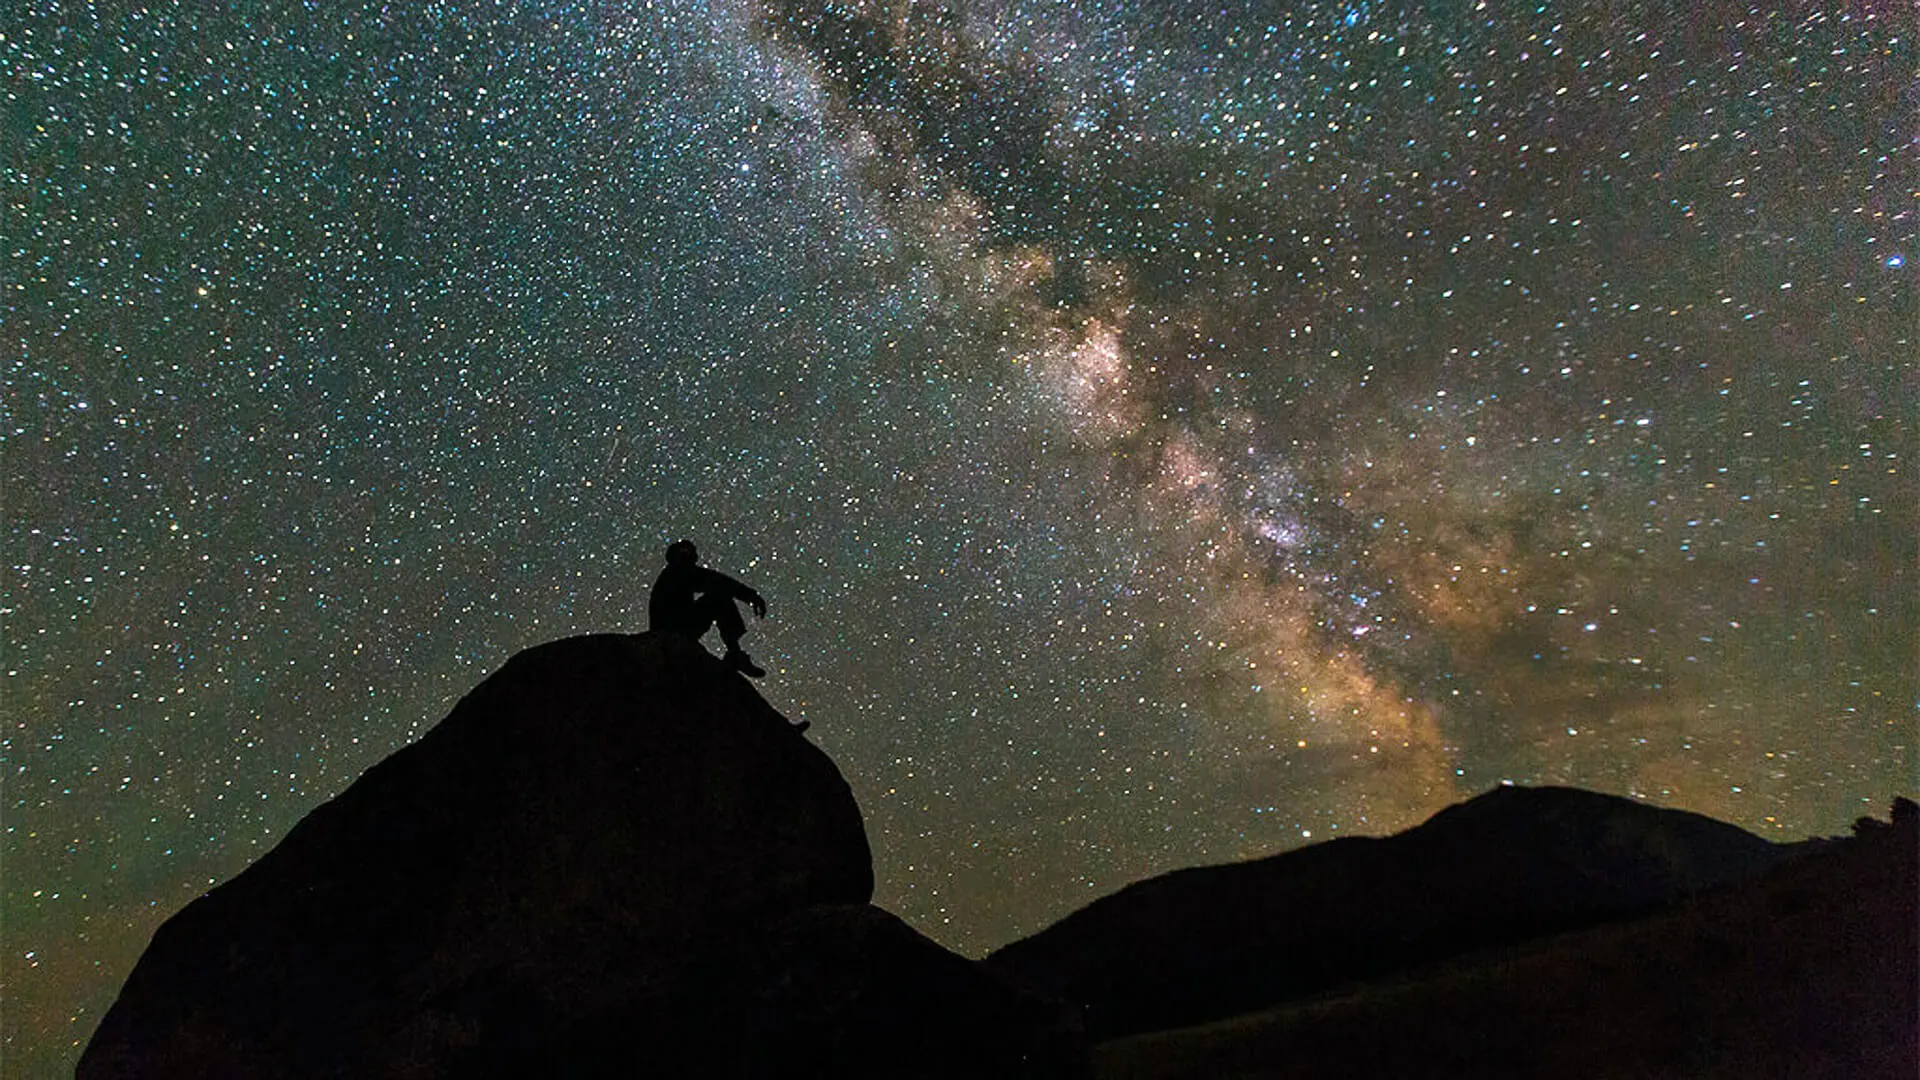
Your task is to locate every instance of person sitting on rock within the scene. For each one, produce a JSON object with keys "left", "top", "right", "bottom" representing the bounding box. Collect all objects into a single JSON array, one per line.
[{"left": 649, "top": 540, "right": 768, "bottom": 678}]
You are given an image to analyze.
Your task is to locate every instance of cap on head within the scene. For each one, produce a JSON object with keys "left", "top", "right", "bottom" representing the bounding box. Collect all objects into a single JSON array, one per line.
[{"left": 665, "top": 539, "right": 698, "bottom": 565}]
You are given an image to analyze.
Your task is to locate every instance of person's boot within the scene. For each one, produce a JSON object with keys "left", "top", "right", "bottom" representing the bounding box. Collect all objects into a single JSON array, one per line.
[{"left": 725, "top": 648, "right": 766, "bottom": 679}]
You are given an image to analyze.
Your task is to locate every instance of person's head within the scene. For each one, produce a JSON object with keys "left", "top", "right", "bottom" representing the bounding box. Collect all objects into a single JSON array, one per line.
[{"left": 665, "top": 540, "right": 698, "bottom": 566}]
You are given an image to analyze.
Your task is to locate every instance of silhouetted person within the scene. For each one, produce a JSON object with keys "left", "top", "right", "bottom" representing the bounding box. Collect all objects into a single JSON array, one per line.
[{"left": 649, "top": 540, "right": 768, "bottom": 678}]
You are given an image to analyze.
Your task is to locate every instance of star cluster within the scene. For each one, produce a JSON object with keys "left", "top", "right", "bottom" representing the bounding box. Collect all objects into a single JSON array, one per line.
[{"left": 5, "top": 0, "right": 1913, "bottom": 1073}]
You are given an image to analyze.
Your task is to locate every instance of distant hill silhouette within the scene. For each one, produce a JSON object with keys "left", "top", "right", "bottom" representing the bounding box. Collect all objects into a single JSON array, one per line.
[
  {"left": 79, "top": 633, "right": 1081, "bottom": 1080},
  {"left": 1095, "top": 802, "right": 1917, "bottom": 1079},
  {"left": 988, "top": 785, "right": 1798, "bottom": 1039}
]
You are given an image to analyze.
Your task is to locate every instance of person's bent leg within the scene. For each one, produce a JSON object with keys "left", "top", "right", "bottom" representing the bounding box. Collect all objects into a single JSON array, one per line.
[
  {"left": 697, "top": 594, "right": 763, "bottom": 677},
  {"left": 703, "top": 596, "right": 747, "bottom": 651}
]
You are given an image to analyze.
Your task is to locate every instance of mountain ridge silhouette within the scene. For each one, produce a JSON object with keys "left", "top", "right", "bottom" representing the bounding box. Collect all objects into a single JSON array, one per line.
[{"left": 986, "top": 783, "right": 1797, "bottom": 1039}]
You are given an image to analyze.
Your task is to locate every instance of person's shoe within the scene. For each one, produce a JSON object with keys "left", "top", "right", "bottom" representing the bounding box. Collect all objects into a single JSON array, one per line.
[
  {"left": 725, "top": 649, "right": 766, "bottom": 678},
  {"left": 790, "top": 719, "right": 811, "bottom": 734}
]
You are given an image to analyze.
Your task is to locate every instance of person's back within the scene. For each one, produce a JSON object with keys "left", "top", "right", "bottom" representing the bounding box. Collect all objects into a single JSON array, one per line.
[
  {"left": 648, "top": 540, "right": 768, "bottom": 678},
  {"left": 647, "top": 559, "right": 709, "bottom": 638}
]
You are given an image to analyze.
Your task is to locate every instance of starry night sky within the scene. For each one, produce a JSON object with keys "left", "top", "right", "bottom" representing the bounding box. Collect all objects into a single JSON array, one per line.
[{"left": 6, "top": 0, "right": 1914, "bottom": 1072}]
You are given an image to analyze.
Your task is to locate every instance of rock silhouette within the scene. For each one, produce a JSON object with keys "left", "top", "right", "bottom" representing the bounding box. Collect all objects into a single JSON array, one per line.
[
  {"left": 79, "top": 633, "right": 1079, "bottom": 1079},
  {"left": 988, "top": 785, "right": 1797, "bottom": 1040}
]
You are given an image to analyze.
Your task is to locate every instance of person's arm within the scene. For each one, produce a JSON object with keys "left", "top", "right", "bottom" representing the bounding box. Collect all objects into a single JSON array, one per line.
[{"left": 698, "top": 567, "right": 768, "bottom": 617}]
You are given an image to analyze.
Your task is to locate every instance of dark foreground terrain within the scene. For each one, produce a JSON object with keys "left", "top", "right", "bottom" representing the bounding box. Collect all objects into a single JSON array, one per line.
[{"left": 82, "top": 633, "right": 1915, "bottom": 1079}]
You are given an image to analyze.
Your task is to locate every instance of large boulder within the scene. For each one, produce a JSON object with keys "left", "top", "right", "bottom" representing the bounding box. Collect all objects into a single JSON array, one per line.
[{"left": 81, "top": 633, "right": 1079, "bottom": 1078}]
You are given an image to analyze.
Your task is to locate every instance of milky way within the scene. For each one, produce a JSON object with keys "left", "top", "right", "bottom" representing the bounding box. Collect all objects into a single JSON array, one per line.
[{"left": 6, "top": 0, "right": 1913, "bottom": 1072}]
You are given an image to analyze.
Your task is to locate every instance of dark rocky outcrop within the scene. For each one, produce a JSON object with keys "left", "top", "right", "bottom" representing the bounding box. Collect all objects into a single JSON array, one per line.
[
  {"left": 988, "top": 785, "right": 1794, "bottom": 1039},
  {"left": 80, "top": 633, "right": 1081, "bottom": 1079}
]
